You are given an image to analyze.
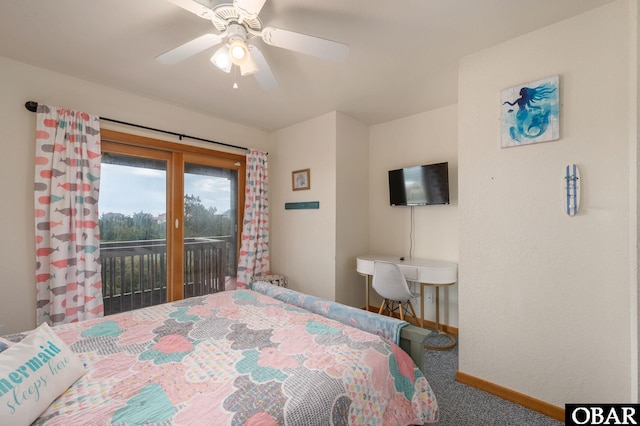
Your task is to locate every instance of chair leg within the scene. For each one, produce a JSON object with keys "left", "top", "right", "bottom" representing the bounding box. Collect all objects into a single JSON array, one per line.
[
  {"left": 399, "top": 302, "right": 405, "bottom": 320},
  {"left": 378, "top": 299, "right": 386, "bottom": 315},
  {"left": 407, "top": 300, "right": 418, "bottom": 322}
]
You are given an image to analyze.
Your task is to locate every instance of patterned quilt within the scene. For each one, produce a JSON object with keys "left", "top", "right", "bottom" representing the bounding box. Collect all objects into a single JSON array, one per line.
[{"left": 20, "top": 289, "right": 438, "bottom": 425}]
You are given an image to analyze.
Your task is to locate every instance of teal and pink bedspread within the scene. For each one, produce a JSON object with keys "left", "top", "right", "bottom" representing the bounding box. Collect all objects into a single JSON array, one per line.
[{"left": 19, "top": 288, "right": 438, "bottom": 425}]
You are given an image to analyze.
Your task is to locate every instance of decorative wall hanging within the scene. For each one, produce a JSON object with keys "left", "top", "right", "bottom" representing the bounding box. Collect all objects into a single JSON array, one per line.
[
  {"left": 285, "top": 201, "right": 319, "bottom": 210},
  {"left": 563, "top": 164, "right": 580, "bottom": 216},
  {"left": 501, "top": 75, "right": 560, "bottom": 148},
  {"left": 292, "top": 168, "right": 310, "bottom": 191}
]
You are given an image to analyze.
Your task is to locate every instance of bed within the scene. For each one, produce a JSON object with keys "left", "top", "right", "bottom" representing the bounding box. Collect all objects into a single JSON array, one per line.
[{"left": 0, "top": 282, "right": 438, "bottom": 425}]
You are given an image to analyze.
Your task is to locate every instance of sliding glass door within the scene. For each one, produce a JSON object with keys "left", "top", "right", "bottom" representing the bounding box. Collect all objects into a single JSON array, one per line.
[
  {"left": 100, "top": 149, "right": 170, "bottom": 315},
  {"left": 183, "top": 158, "right": 239, "bottom": 298},
  {"left": 98, "top": 131, "right": 245, "bottom": 315}
]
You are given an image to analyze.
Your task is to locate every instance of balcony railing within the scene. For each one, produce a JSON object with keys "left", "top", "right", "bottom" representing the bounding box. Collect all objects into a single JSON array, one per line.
[{"left": 100, "top": 236, "right": 233, "bottom": 315}]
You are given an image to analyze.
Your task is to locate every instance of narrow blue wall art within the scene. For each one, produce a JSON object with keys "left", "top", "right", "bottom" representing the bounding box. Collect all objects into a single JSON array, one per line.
[{"left": 501, "top": 75, "right": 560, "bottom": 148}]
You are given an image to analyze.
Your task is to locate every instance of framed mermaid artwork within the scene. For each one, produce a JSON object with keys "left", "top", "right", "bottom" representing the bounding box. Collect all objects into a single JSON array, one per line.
[{"left": 501, "top": 75, "right": 560, "bottom": 148}]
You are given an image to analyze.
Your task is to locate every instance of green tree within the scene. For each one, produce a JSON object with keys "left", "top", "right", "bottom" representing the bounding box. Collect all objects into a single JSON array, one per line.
[
  {"left": 100, "top": 211, "right": 163, "bottom": 241},
  {"left": 100, "top": 194, "right": 232, "bottom": 242},
  {"left": 184, "top": 194, "right": 233, "bottom": 238}
]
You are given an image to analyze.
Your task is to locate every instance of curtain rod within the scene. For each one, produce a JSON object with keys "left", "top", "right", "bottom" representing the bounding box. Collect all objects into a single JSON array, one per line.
[{"left": 24, "top": 101, "right": 250, "bottom": 152}]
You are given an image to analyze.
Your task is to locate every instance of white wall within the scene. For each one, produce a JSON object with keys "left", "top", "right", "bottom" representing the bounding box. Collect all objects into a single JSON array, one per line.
[
  {"left": 270, "top": 112, "right": 369, "bottom": 307},
  {"left": 458, "top": 0, "right": 637, "bottom": 405},
  {"left": 335, "top": 113, "right": 369, "bottom": 308},
  {"left": 368, "top": 105, "right": 459, "bottom": 326},
  {"left": 0, "top": 56, "right": 268, "bottom": 334},
  {"left": 269, "top": 113, "right": 338, "bottom": 300}
]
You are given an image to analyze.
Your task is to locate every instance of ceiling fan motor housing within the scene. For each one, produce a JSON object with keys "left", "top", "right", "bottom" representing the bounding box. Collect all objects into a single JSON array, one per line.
[
  {"left": 227, "top": 22, "right": 248, "bottom": 42},
  {"left": 212, "top": 4, "right": 262, "bottom": 37}
]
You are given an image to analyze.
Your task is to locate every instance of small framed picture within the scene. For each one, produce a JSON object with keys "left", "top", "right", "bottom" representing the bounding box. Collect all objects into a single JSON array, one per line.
[{"left": 292, "top": 168, "right": 310, "bottom": 191}]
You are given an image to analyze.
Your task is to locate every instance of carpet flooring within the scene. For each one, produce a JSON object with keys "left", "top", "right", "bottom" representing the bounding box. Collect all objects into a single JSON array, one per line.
[{"left": 422, "top": 333, "right": 564, "bottom": 425}]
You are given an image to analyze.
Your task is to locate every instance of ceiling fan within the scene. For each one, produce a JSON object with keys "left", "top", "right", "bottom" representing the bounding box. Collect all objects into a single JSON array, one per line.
[{"left": 156, "top": 0, "right": 350, "bottom": 90}]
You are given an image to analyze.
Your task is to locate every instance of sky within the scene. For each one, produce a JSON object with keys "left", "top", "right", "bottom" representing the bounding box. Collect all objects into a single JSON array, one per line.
[{"left": 99, "top": 163, "right": 232, "bottom": 217}]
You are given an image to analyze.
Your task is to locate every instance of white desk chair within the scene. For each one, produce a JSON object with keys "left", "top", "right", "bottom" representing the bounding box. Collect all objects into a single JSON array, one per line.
[{"left": 372, "top": 261, "right": 419, "bottom": 322}]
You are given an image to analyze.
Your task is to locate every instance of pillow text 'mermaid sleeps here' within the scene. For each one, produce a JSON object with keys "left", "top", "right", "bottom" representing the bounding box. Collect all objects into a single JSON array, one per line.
[{"left": 0, "top": 323, "right": 85, "bottom": 426}]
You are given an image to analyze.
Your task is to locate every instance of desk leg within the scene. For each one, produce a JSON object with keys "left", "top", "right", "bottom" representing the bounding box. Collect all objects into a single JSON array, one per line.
[
  {"left": 420, "top": 283, "right": 425, "bottom": 328},
  {"left": 425, "top": 285, "right": 456, "bottom": 351},
  {"left": 434, "top": 286, "right": 441, "bottom": 332},
  {"left": 365, "top": 275, "right": 370, "bottom": 312}
]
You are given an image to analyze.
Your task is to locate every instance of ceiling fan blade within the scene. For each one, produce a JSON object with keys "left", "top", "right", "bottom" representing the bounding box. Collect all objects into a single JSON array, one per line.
[
  {"left": 261, "top": 27, "right": 349, "bottom": 62},
  {"left": 166, "top": 0, "right": 216, "bottom": 20},
  {"left": 248, "top": 45, "right": 279, "bottom": 91},
  {"left": 233, "top": 0, "right": 267, "bottom": 21},
  {"left": 156, "top": 33, "right": 222, "bottom": 64}
]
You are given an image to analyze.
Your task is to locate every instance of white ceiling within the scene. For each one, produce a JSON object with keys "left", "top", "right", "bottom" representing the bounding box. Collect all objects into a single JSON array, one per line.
[{"left": 0, "top": 0, "right": 614, "bottom": 132}]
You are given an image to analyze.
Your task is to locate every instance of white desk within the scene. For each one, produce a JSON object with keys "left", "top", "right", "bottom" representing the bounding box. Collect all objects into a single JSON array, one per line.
[{"left": 356, "top": 255, "right": 458, "bottom": 349}]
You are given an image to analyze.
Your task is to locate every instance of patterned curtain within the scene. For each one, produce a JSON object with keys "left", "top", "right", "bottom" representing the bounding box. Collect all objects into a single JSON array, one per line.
[
  {"left": 236, "top": 149, "right": 270, "bottom": 287},
  {"left": 34, "top": 104, "right": 103, "bottom": 326}
]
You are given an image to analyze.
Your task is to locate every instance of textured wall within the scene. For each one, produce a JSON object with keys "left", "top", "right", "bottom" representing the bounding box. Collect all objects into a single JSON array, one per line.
[{"left": 458, "top": 0, "right": 635, "bottom": 405}]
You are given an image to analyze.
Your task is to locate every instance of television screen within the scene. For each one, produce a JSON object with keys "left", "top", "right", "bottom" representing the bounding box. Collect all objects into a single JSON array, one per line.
[{"left": 388, "top": 162, "right": 450, "bottom": 206}]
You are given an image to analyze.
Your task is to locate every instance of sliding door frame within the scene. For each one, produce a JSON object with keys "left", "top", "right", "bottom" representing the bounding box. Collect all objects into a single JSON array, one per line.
[{"left": 100, "top": 129, "right": 246, "bottom": 302}]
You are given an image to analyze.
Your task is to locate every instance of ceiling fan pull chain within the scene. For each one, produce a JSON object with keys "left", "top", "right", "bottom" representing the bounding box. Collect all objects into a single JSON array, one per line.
[{"left": 233, "top": 66, "right": 239, "bottom": 89}]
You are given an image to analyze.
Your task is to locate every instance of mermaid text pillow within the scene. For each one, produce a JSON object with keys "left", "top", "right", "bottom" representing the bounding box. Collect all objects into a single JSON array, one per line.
[{"left": 0, "top": 323, "right": 85, "bottom": 425}]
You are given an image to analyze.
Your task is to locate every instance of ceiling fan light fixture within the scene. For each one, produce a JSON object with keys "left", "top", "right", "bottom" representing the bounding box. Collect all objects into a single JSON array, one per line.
[
  {"left": 240, "top": 55, "right": 259, "bottom": 76},
  {"left": 229, "top": 38, "right": 250, "bottom": 65},
  {"left": 210, "top": 44, "right": 231, "bottom": 73}
]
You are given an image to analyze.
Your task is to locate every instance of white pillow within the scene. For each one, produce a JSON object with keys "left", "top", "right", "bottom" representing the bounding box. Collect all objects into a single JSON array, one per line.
[{"left": 0, "top": 323, "right": 86, "bottom": 426}]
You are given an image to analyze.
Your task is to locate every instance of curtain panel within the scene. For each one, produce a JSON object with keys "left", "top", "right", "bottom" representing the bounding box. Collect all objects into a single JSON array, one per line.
[
  {"left": 236, "top": 149, "right": 270, "bottom": 287},
  {"left": 34, "top": 104, "right": 104, "bottom": 326}
]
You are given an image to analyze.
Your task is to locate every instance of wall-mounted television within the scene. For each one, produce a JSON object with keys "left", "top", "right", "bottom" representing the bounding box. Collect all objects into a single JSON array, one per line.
[{"left": 388, "top": 162, "right": 450, "bottom": 206}]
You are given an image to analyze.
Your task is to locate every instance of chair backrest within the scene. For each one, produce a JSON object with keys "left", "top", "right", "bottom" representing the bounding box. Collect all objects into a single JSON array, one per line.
[{"left": 372, "top": 261, "right": 414, "bottom": 302}]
